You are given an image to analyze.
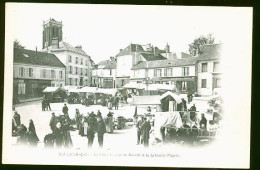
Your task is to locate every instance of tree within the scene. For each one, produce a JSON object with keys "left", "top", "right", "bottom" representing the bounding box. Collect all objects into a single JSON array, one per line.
[
  {"left": 188, "top": 33, "right": 215, "bottom": 56},
  {"left": 13, "top": 39, "right": 25, "bottom": 49}
]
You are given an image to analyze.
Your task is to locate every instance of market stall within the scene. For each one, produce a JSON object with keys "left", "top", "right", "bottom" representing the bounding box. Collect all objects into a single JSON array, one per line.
[{"left": 42, "top": 87, "right": 66, "bottom": 102}]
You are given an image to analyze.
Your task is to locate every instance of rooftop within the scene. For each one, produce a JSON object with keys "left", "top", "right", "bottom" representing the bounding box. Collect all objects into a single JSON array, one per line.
[
  {"left": 196, "top": 44, "right": 223, "bottom": 61},
  {"left": 14, "top": 48, "right": 66, "bottom": 68}
]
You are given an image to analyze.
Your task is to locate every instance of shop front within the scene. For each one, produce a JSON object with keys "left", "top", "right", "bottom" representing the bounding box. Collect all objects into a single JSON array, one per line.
[
  {"left": 13, "top": 78, "right": 51, "bottom": 103},
  {"left": 103, "top": 77, "right": 114, "bottom": 88},
  {"left": 151, "top": 76, "right": 197, "bottom": 94}
]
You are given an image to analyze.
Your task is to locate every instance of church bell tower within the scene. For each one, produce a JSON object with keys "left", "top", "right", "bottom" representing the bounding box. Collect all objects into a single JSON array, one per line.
[{"left": 42, "top": 18, "right": 63, "bottom": 49}]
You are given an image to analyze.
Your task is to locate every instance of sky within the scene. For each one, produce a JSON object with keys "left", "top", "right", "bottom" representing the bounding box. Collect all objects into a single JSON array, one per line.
[{"left": 6, "top": 3, "right": 246, "bottom": 63}]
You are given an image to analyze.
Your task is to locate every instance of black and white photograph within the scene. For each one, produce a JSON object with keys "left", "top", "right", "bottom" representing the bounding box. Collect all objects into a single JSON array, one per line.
[{"left": 3, "top": 3, "right": 252, "bottom": 169}]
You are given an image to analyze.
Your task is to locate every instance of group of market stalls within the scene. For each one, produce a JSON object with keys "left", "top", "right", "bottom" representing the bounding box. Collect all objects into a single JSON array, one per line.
[
  {"left": 42, "top": 86, "right": 118, "bottom": 104},
  {"left": 132, "top": 90, "right": 203, "bottom": 142}
]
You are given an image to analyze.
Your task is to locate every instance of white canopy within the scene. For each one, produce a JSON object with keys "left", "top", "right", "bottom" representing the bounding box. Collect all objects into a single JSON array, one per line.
[
  {"left": 68, "top": 88, "right": 81, "bottom": 93},
  {"left": 79, "top": 86, "right": 97, "bottom": 93},
  {"left": 132, "top": 95, "right": 161, "bottom": 105},
  {"left": 63, "top": 86, "right": 78, "bottom": 91},
  {"left": 160, "top": 91, "right": 182, "bottom": 104},
  {"left": 43, "top": 87, "right": 60, "bottom": 93},
  {"left": 122, "top": 82, "right": 145, "bottom": 89},
  {"left": 96, "top": 88, "right": 117, "bottom": 96}
]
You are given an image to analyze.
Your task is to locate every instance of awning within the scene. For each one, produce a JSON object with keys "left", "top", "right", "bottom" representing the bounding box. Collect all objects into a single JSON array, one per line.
[
  {"left": 122, "top": 82, "right": 145, "bottom": 89},
  {"left": 43, "top": 87, "right": 60, "bottom": 93},
  {"left": 63, "top": 86, "right": 78, "bottom": 91},
  {"left": 95, "top": 88, "right": 118, "bottom": 96},
  {"left": 160, "top": 91, "right": 182, "bottom": 104},
  {"left": 132, "top": 95, "right": 161, "bottom": 105},
  {"left": 68, "top": 88, "right": 81, "bottom": 93},
  {"left": 79, "top": 86, "right": 98, "bottom": 93}
]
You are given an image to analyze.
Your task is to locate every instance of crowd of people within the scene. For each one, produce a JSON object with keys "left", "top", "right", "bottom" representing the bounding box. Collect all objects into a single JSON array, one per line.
[{"left": 12, "top": 111, "right": 39, "bottom": 147}]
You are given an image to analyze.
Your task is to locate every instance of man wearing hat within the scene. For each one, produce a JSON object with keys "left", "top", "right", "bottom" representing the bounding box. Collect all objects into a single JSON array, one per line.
[
  {"left": 140, "top": 116, "right": 151, "bottom": 147},
  {"left": 49, "top": 112, "right": 57, "bottom": 133},
  {"left": 136, "top": 116, "right": 144, "bottom": 145}
]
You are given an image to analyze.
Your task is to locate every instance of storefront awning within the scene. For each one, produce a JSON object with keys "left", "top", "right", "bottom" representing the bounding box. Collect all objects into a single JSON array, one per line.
[{"left": 43, "top": 87, "right": 60, "bottom": 93}]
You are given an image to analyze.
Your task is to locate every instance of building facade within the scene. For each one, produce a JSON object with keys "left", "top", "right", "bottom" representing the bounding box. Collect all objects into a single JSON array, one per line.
[
  {"left": 13, "top": 48, "right": 66, "bottom": 101},
  {"left": 92, "top": 57, "right": 116, "bottom": 88},
  {"left": 131, "top": 57, "right": 197, "bottom": 94},
  {"left": 196, "top": 44, "right": 222, "bottom": 96},
  {"left": 116, "top": 43, "right": 169, "bottom": 88},
  {"left": 41, "top": 18, "right": 94, "bottom": 86}
]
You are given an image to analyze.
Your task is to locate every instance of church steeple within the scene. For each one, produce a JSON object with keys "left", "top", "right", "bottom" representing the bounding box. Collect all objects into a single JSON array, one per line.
[
  {"left": 165, "top": 42, "right": 170, "bottom": 53},
  {"left": 42, "top": 18, "right": 63, "bottom": 49}
]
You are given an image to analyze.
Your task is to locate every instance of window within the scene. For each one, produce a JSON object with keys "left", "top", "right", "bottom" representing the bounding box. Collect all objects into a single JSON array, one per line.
[
  {"left": 29, "top": 68, "right": 33, "bottom": 77},
  {"left": 18, "top": 82, "right": 26, "bottom": 94},
  {"left": 181, "top": 81, "right": 187, "bottom": 91},
  {"left": 202, "top": 63, "right": 208, "bottom": 72},
  {"left": 85, "top": 69, "right": 88, "bottom": 76},
  {"left": 165, "top": 68, "right": 172, "bottom": 77},
  {"left": 75, "top": 57, "right": 78, "bottom": 64},
  {"left": 154, "top": 69, "right": 162, "bottom": 77},
  {"left": 19, "top": 67, "right": 25, "bottom": 77},
  {"left": 59, "top": 71, "right": 63, "bottom": 79},
  {"left": 201, "top": 79, "right": 207, "bottom": 88},
  {"left": 110, "top": 69, "right": 112, "bottom": 76},
  {"left": 213, "top": 62, "right": 220, "bottom": 72},
  {"left": 69, "top": 78, "right": 72, "bottom": 85},
  {"left": 85, "top": 60, "right": 88, "bottom": 66},
  {"left": 213, "top": 78, "right": 221, "bottom": 88},
  {"left": 69, "top": 66, "right": 73, "bottom": 74},
  {"left": 80, "top": 68, "right": 83, "bottom": 75},
  {"left": 75, "top": 67, "right": 78, "bottom": 75},
  {"left": 68, "top": 55, "right": 72, "bottom": 62},
  {"left": 51, "top": 70, "right": 56, "bottom": 78},
  {"left": 81, "top": 58, "right": 83, "bottom": 65},
  {"left": 182, "top": 67, "right": 189, "bottom": 76},
  {"left": 75, "top": 78, "right": 78, "bottom": 86},
  {"left": 41, "top": 69, "right": 47, "bottom": 78}
]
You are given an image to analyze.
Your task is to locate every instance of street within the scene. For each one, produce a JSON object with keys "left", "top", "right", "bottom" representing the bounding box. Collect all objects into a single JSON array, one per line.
[{"left": 13, "top": 98, "right": 211, "bottom": 150}]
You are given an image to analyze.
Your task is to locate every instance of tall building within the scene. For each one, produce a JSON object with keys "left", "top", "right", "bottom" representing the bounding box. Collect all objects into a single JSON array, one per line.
[
  {"left": 13, "top": 48, "right": 66, "bottom": 103},
  {"left": 42, "top": 18, "right": 63, "bottom": 49},
  {"left": 196, "top": 44, "right": 222, "bottom": 96},
  {"left": 41, "top": 18, "right": 94, "bottom": 86}
]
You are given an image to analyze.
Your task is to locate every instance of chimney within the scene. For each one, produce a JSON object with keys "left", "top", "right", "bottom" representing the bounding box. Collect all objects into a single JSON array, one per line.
[
  {"left": 119, "top": 49, "right": 123, "bottom": 52},
  {"left": 110, "top": 56, "right": 115, "bottom": 61},
  {"left": 153, "top": 47, "right": 159, "bottom": 56},
  {"left": 35, "top": 46, "right": 38, "bottom": 60},
  {"left": 75, "top": 45, "right": 82, "bottom": 51}
]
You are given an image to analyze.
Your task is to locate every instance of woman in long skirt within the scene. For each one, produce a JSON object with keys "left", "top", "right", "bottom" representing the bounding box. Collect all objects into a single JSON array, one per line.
[{"left": 27, "top": 119, "right": 39, "bottom": 147}]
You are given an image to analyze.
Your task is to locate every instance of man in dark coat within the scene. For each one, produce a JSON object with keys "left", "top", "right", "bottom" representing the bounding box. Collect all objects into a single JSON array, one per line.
[
  {"left": 46, "top": 97, "right": 51, "bottom": 111},
  {"left": 87, "top": 123, "right": 95, "bottom": 148},
  {"left": 62, "top": 104, "right": 68, "bottom": 115},
  {"left": 140, "top": 117, "right": 151, "bottom": 147},
  {"left": 42, "top": 98, "right": 46, "bottom": 111},
  {"left": 136, "top": 116, "right": 144, "bottom": 145},
  {"left": 75, "top": 109, "right": 81, "bottom": 130},
  {"left": 49, "top": 112, "right": 57, "bottom": 133},
  {"left": 189, "top": 104, "right": 197, "bottom": 120},
  {"left": 97, "top": 116, "right": 106, "bottom": 148},
  {"left": 200, "top": 113, "right": 207, "bottom": 129},
  {"left": 13, "top": 111, "right": 21, "bottom": 133}
]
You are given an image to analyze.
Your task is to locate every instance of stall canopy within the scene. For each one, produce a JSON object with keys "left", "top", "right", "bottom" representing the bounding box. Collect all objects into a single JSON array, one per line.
[
  {"left": 79, "top": 86, "right": 97, "bottom": 93},
  {"left": 68, "top": 88, "right": 81, "bottom": 93},
  {"left": 160, "top": 91, "right": 182, "bottom": 104},
  {"left": 132, "top": 95, "right": 161, "bottom": 105},
  {"left": 122, "top": 82, "right": 145, "bottom": 89},
  {"left": 154, "top": 111, "right": 183, "bottom": 140},
  {"left": 43, "top": 87, "right": 60, "bottom": 93},
  {"left": 95, "top": 88, "right": 117, "bottom": 96},
  {"left": 63, "top": 86, "right": 78, "bottom": 91}
]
